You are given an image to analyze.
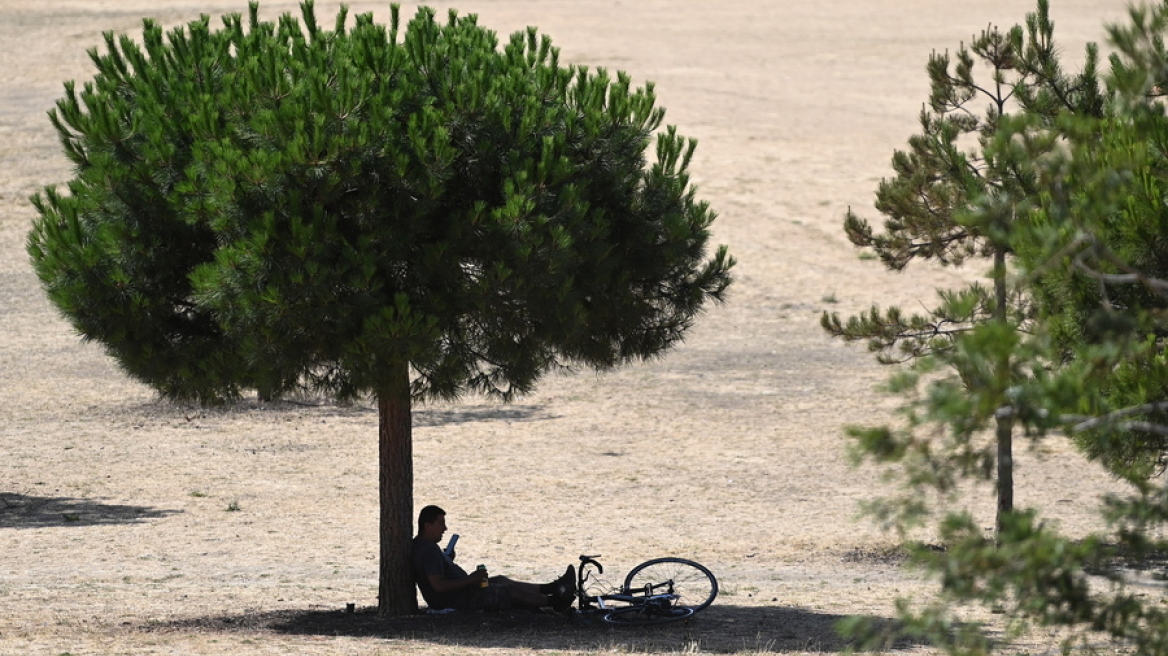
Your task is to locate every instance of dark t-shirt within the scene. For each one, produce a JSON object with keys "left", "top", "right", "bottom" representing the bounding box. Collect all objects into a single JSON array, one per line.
[{"left": 412, "top": 536, "right": 469, "bottom": 609}]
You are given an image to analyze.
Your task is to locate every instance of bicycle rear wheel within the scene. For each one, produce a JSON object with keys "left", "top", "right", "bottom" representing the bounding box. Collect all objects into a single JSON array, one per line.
[
  {"left": 602, "top": 605, "right": 695, "bottom": 626},
  {"left": 623, "top": 558, "right": 718, "bottom": 612}
]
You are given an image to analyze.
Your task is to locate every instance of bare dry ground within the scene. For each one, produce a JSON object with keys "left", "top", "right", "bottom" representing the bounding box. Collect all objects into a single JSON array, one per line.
[{"left": 0, "top": 1, "right": 1139, "bottom": 654}]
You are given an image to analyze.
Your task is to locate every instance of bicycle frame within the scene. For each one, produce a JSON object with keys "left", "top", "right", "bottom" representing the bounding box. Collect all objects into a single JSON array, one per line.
[
  {"left": 569, "top": 554, "right": 717, "bottom": 626},
  {"left": 575, "top": 555, "right": 679, "bottom": 612}
]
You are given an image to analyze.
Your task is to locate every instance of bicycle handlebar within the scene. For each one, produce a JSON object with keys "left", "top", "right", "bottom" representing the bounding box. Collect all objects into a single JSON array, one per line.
[{"left": 578, "top": 554, "right": 603, "bottom": 575}]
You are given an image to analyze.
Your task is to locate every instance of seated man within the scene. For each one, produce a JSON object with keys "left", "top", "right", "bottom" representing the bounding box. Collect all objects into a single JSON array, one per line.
[{"left": 412, "top": 504, "right": 575, "bottom": 612}]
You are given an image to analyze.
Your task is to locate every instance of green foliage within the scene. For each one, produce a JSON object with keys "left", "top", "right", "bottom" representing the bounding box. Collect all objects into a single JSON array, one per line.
[
  {"left": 1002, "top": 95, "right": 1168, "bottom": 478},
  {"left": 27, "top": 1, "right": 733, "bottom": 405},
  {"left": 823, "top": 0, "right": 1106, "bottom": 545},
  {"left": 839, "top": 0, "right": 1102, "bottom": 269},
  {"left": 836, "top": 3, "right": 1168, "bottom": 654},
  {"left": 821, "top": 285, "right": 1005, "bottom": 365},
  {"left": 824, "top": 0, "right": 1103, "bottom": 363}
]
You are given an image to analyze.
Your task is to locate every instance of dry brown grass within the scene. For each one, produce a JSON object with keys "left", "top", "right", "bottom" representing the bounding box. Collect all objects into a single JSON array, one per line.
[{"left": 0, "top": 1, "right": 1135, "bottom": 654}]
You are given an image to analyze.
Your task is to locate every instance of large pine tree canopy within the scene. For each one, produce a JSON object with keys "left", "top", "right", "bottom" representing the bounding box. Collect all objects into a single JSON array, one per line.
[{"left": 28, "top": 1, "right": 733, "bottom": 404}]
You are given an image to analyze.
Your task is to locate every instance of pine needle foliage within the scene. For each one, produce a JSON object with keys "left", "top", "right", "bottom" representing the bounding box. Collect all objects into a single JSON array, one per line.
[
  {"left": 821, "top": 0, "right": 1104, "bottom": 535},
  {"left": 822, "top": 0, "right": 1103, "bottom": 361},
  {"left": 839, "top": 4, "right": 1168, "bottom": 655},
  {"left": 27, "top": 2, "right": 733, "bottom": 615},
  {"left": 1003, "top": 5, "right": 1168, "bottom": 479},
  {"left": 28, "top": 1, "right": 733, "bottom": 404}
]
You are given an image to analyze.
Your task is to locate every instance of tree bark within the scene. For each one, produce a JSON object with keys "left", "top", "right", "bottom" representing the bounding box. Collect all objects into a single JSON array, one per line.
[
  {"left": 995, "top": 407, "right": 1014, "bottom": 536},
  {"left": 993, "top": 247, "right": 1014, "bottom": 538},
  {"left": 377, "top": 360, "right": 417, "bottom": 617}
]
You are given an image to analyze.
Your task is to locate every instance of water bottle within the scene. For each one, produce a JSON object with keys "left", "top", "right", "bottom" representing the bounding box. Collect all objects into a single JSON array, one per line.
[{"left": 476, "top": 564, "right": 489, "bottom": 588}]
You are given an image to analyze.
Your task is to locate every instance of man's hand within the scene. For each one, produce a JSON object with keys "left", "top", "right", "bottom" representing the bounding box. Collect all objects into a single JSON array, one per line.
[{"left": 427, "top": 567, "right": 488, "bottom": 595}]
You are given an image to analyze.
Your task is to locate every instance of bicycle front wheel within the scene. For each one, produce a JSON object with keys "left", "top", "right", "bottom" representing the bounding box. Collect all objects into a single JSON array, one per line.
[
  {"left": 602, "top": 605, "right": 695, "bottom": 626},
  {"left": 623, "top": 558, "right": 718, "bottom": 612}
]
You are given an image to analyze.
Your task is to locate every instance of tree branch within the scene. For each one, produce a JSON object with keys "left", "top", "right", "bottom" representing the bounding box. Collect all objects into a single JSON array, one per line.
[
  {"left": 1073, "top": 239, "right": 1168, "bottom": 297},
  {"left": 1064, "top": 402, "right": 1168, "bottom": 436}
]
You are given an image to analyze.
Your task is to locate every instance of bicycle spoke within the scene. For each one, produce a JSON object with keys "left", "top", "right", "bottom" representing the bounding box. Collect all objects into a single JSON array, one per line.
[{"left": 623, "top": 558, "right": 718, "bottom": 612}]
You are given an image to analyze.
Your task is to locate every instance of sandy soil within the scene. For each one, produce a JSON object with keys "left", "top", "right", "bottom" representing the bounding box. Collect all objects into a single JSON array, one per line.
[{"left": 0, "top": 1, "right": 1138, "bottom": 654}]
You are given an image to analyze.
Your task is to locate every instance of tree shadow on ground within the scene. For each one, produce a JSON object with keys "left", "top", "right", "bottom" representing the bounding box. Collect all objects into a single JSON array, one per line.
[
  {"left": 119, "top": 398, "right": 552, "bottom": 427},
  {"left": 147, "top": 604, "right": 927, "bottom": 653},
  {"left": 0, "top": 493, "right": 180, "bottom": 529},
  {"left": 414, "top": 404, "right": 554, "bottom": 427}
]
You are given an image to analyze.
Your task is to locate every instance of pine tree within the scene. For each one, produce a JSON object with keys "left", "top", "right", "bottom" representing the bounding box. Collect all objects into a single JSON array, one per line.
[
  {"left": 27, "top": 2, "right": 733, "bottom": 616},
  {"left": 820, "top": 0, "right": 1103, "bottom": 535},
  {"left": 843, "top": 7, "right": 1168, "bottom": 653},
  {"left": 1001, "top": 6, "right": 1168, "bottom": 478}
]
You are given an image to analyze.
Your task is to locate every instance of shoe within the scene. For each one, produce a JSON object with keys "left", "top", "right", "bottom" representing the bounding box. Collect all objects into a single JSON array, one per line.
[{"left": 550, "top": 565, "right": 576, "bottom": 611}]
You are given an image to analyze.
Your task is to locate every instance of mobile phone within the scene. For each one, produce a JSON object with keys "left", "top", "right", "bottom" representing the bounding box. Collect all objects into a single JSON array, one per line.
[{"left": 444, "top": 533, "right": 459, "bottom": 556}]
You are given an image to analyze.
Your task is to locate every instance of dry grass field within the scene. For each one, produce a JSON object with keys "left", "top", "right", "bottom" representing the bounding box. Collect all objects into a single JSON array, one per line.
[{"left": 0, "top": 1, "right": 1140, "bottom": 654}]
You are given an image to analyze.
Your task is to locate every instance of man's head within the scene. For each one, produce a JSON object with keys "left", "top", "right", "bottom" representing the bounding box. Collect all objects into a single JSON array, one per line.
[{"left": 417, "top": 504, "right": 447, "bottom": 541}]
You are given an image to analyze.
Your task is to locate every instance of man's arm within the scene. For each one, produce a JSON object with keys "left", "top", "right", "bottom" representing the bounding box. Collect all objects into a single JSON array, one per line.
[{"left": 428, "top": 567, "right": 488, "bottom": 595}]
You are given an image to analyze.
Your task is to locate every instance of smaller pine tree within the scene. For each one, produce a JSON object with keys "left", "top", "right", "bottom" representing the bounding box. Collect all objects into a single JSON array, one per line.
[{"left": 822, "top": 0, "right": 1103, "bottom": 535}]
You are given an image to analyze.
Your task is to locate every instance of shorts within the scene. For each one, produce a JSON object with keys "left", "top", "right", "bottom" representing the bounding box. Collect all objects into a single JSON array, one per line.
[{"left": 448, "top": 583, "right": 511, "bottom": 611}]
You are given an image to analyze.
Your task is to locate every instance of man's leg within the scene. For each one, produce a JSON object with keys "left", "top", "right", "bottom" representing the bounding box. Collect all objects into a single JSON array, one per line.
[
  {"left": 490, "top": 576, "right": 550, "bottom": 609},
  {"left": 491, "top": 567, "right": 576, "bottom": 611}
]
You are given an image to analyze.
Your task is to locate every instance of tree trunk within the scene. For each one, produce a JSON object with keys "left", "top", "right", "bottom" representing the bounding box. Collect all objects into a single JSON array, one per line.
[
  {"left": 993, "top": 247, "right": 1014, "bottom": 537},
  {"left": 995, "top": 407, "right": 1014, "bottom": 536},
  {"left": 377, "top": 360, "right": 417, "bottom": 617}
]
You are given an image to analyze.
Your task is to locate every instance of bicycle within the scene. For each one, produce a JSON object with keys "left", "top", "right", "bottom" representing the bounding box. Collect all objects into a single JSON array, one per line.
[{"left": 571, "top": 554, "right": 718, "bottom": 626}]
